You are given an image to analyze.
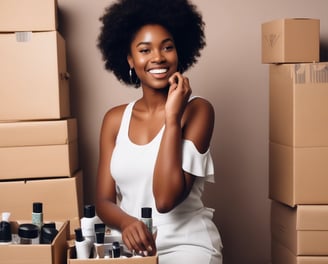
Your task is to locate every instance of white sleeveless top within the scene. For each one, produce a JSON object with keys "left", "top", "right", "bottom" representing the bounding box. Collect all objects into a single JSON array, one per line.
[{"left": 110, "top": 99, "right": 222, "bottom": 262}]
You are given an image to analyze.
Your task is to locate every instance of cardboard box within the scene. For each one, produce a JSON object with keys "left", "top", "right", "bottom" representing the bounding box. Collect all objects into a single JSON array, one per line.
[
  {"left": 0, "top": 170, "right": 84, "bottom": 235},
  {"left": 0, "top": 119, "right": 79, "bottom": 180},
  {"left": 270, "top": 63, "right": 328, "bottom": 147},
  {"left": 269, "top": 142, "right": 328, "bottom": 206},
  {"left": 271, "top": 201, "right": 328, "bottom": 256},
  {"left": 262, "top": 18, "right": 319, "bottom": 64},
  {"left": 0, "top": 221, "right": 68, "bottom": 264},
  {"left": 0, "top": 118, "right": 77, "bottom": 147},
  {"left": 0, "top": 0, "right": 57, "bottom": 32},
  {"left": 67, "top": 247, "right": 158, "bottom": 264},
  {"left": 272, "top": 239, "right": 328, "bottom": 264},
  {"left": 0, "top": 31, "right": 70, "bottom": 121}
]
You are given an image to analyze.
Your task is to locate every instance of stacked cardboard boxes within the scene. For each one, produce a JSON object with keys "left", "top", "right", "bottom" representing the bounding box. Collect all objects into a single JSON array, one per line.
[
  {"left": 0, "top": 0, "right": 83, "bottom": 262},
  {"left": 262, "top": 18, "right": 328, "bottom": 263}
]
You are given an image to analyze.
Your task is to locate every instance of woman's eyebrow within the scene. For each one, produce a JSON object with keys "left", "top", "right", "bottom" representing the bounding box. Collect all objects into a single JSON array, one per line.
[{"left": 136, "top": 38, "right": 174, "bottom": 47}]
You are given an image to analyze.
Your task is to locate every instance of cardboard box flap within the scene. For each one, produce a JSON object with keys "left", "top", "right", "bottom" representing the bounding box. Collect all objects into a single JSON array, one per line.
[{"left": 0, "top": 118, "right": 77, "bottom": 147}]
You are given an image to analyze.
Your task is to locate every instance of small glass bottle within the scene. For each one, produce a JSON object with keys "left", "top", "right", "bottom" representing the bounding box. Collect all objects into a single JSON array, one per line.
[{"left": 32, "top": 202, "right": 43, "bottom": 230}]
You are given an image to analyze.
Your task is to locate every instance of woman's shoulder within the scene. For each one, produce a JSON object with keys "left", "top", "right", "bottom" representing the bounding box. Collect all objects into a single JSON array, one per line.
[
  {"left": 187, "top": 96, "right": 215, "bottom": 118},
  {"left": 101, "top": 103, "right": 129, "bottom": 132}
]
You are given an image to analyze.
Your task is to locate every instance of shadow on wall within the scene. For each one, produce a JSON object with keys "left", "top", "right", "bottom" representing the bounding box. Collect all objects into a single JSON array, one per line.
[{"left": 320, "top": 42, "right": 328, "bottom": 61}]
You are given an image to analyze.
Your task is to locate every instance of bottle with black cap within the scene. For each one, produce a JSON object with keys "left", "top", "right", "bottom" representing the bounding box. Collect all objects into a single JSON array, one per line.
[
  {"left": 141, "top": 207, "right": 153, "bottom": 234},
  {"left": 74, "top": 227, "right": 92, "bottom": 259},
  {"left": 80, "top": 204, "right": 103, "bottom": 243},
  {"left": 0, "top": 212, "right": 12, "bottom": 244},
  {"left": 32, "top": 202, "right": 43, "bottom": 230},
  {"left": 111, "top": 241, "right": 121, "bottom": 258}
]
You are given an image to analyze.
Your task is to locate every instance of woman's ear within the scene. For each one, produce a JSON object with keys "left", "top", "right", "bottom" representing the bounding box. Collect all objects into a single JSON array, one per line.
[{"left": 127, "top": 55, "right": 133, "bottom": 69}]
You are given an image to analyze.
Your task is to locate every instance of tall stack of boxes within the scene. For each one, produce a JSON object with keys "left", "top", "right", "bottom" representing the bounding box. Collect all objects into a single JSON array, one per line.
[
  {"left": 0, "top": 0, "right": 83, "bottom": 246},
  {"left": 262, "top": 18, "right": 328, "bottom": 263}
]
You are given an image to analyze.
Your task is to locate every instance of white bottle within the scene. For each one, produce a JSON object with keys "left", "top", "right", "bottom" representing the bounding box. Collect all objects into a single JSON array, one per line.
[
  {"left": 75, "top": 228, "right": 92, "bottom": 259},
  {"left": 80, "top": 205, "right": 102, "bottom": 243}
]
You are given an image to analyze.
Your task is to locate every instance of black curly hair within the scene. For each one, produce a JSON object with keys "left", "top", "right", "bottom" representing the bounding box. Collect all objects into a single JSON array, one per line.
[{"left": 97, "top": 0, "right": 206, "bottom": 88}]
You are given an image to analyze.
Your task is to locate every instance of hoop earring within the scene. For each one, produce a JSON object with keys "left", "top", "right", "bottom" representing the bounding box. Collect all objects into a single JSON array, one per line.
[{"left": 129, "top": 68, "right": 140, "bottom": 88}]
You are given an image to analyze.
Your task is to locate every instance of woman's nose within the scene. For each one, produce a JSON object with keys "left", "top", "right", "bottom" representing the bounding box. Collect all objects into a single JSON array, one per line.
[{"left": 151, "top": 50, "right": 165, "bottom": 63}]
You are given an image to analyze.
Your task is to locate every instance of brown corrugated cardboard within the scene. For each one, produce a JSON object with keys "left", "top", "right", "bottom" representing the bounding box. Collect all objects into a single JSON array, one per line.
[
  {"left": 0, "top": 221, "right": 68, "bottom": 264},
  {"left": 0, "top": 31, "right": 70, "bottom": 121},
  {"left": 272, "top": 239, "right": 328, "bottom": 264},
  {"left": 0, "top": 0, "right": 57, "bottom": 32},
  {"left": 271, "top": 201, "right": 328, "bottom": 256},
  {"left": 67, "top": 247, "right": 158, "bottom": 264},
  {"left": 269, "top": 142, "right": 328, "bottom": 206},
  {"left": 0, "top": 119, "right": 78, "bottom": 180},
  {"left": 262, "top": 18, "right": 319, "bottom": 64},
  {"left": 0, "top": 118, "right": 77, "bottom": 147},
  {"left": 270, "top": 63, "right": 328, "bottom": 147},
  {"left": 0, "top": 170, "right": 83, "bottom": 235}
]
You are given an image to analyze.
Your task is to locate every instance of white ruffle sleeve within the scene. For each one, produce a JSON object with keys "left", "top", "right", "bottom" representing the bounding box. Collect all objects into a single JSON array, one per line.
[{"left": 182, "top": 139, "right": 215, "bottom": 183}]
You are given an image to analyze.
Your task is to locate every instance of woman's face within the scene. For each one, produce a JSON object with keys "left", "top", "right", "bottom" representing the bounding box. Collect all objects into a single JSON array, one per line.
[{"left": 127, "top": 24, "right": 178, "bottom": 89}]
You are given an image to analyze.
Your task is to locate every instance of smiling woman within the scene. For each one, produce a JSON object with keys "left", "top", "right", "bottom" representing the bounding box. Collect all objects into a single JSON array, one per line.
[{"left": 95, "top": 0, "right": 223, "bottom": 263}]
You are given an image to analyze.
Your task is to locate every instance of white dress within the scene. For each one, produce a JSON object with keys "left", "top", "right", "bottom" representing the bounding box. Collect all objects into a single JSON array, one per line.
[{"left": 110, "top": 99, "right": 223, "bottom": 264}]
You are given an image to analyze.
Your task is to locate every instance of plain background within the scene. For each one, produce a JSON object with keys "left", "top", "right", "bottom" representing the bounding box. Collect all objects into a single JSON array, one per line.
[{"left": 57, "top": 1, "right": 328, "bottom": 263}]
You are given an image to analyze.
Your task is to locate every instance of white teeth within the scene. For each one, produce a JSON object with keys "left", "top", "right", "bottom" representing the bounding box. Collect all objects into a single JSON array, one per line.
[{"left": 149, "top": 68, "right": 167, "bottom": 74}]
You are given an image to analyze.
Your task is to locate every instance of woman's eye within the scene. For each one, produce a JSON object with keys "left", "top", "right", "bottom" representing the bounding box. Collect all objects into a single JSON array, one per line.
[
  {"left": 163, "top": 45, "right": 174, "bottom": 51},
  {"left": 139, "top": 48, "right": 150, "bottom": 54}
]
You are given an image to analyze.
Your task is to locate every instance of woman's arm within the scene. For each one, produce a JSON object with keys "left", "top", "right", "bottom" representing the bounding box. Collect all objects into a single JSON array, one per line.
[
  {"left": 153, "top": 73, "right": 215, "bottom": 213},
  {"left": 96, "top": 105, "right": 156, "bottom": 255}
]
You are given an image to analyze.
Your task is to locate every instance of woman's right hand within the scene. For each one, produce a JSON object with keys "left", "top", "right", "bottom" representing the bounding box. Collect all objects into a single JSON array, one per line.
[{"left": 121, "top": 218, "right": 157, "bottom": 256}]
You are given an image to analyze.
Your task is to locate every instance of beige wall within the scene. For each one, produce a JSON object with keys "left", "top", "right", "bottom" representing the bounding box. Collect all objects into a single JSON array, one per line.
[{"left": 57, "top": 1, "right": 328, "bottom": 263}]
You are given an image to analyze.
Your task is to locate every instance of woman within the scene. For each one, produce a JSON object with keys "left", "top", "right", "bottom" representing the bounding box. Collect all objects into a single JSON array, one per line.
[{"left": 96, "top": 0, "right": 223, "bottom": 263}]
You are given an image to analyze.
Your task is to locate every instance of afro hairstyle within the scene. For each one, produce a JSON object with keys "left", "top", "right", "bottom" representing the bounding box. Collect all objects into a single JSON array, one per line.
[{"left": 97, "top": 0, "right": 206, "bottom": 88}]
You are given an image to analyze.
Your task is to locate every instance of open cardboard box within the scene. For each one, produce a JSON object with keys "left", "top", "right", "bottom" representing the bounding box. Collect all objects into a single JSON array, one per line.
[
  {"left": 0, "top": 220, "right": 69, "bottom": 264},
  {"left": 67, "top": 246, "right": 158, "bottom": 264},
  {"left": 0, "top": 170, "right": 84, "bottom": 235}
]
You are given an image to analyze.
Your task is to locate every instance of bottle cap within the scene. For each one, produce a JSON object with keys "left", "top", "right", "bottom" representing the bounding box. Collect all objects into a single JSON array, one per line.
[
  {"left": 18, "top": 223, "right": 39, "bottom": 239},
  {"left": 0, "top": 221, "right": 12, "bottom": 242},
  {"left": 141, "top": 207, "right": 152, "bottom": 218},
  {"left": 94, "top": 223, "right": 105, "bottom": 233},
  {"left": 74, "top": 228, "right": 84, "bottom": 242},
  {"left": 84, "top": 205, "right": 95, "bottom": 218},
  {"left": 33, "top": 202, "right": 43, "bottom": 213}
]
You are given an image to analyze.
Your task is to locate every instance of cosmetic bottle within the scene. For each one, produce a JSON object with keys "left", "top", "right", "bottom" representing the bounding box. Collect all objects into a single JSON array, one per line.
[
  {"left": 75, "top": 228, "right": 92, "bottom": 259},
  {"left": 18, "top": 223, "right": 39, "bottom": 244},
  {"left": 32, "top": 202, "right": 43, "bottom": 230},
  {"left": 141, "top": 207, "right": 153, "bottom": 233},
  {"left": 0, "top": 212, "right": 12, "bottom": 244},
  {"left": 94, "top": 230, "right": 105, "bottom": 258},
  {"left": 112, "top": 241, "right": 121, "bottom": 258},
  {"left": 80, "top": 205, "right": 102, "bottom": 243}
]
